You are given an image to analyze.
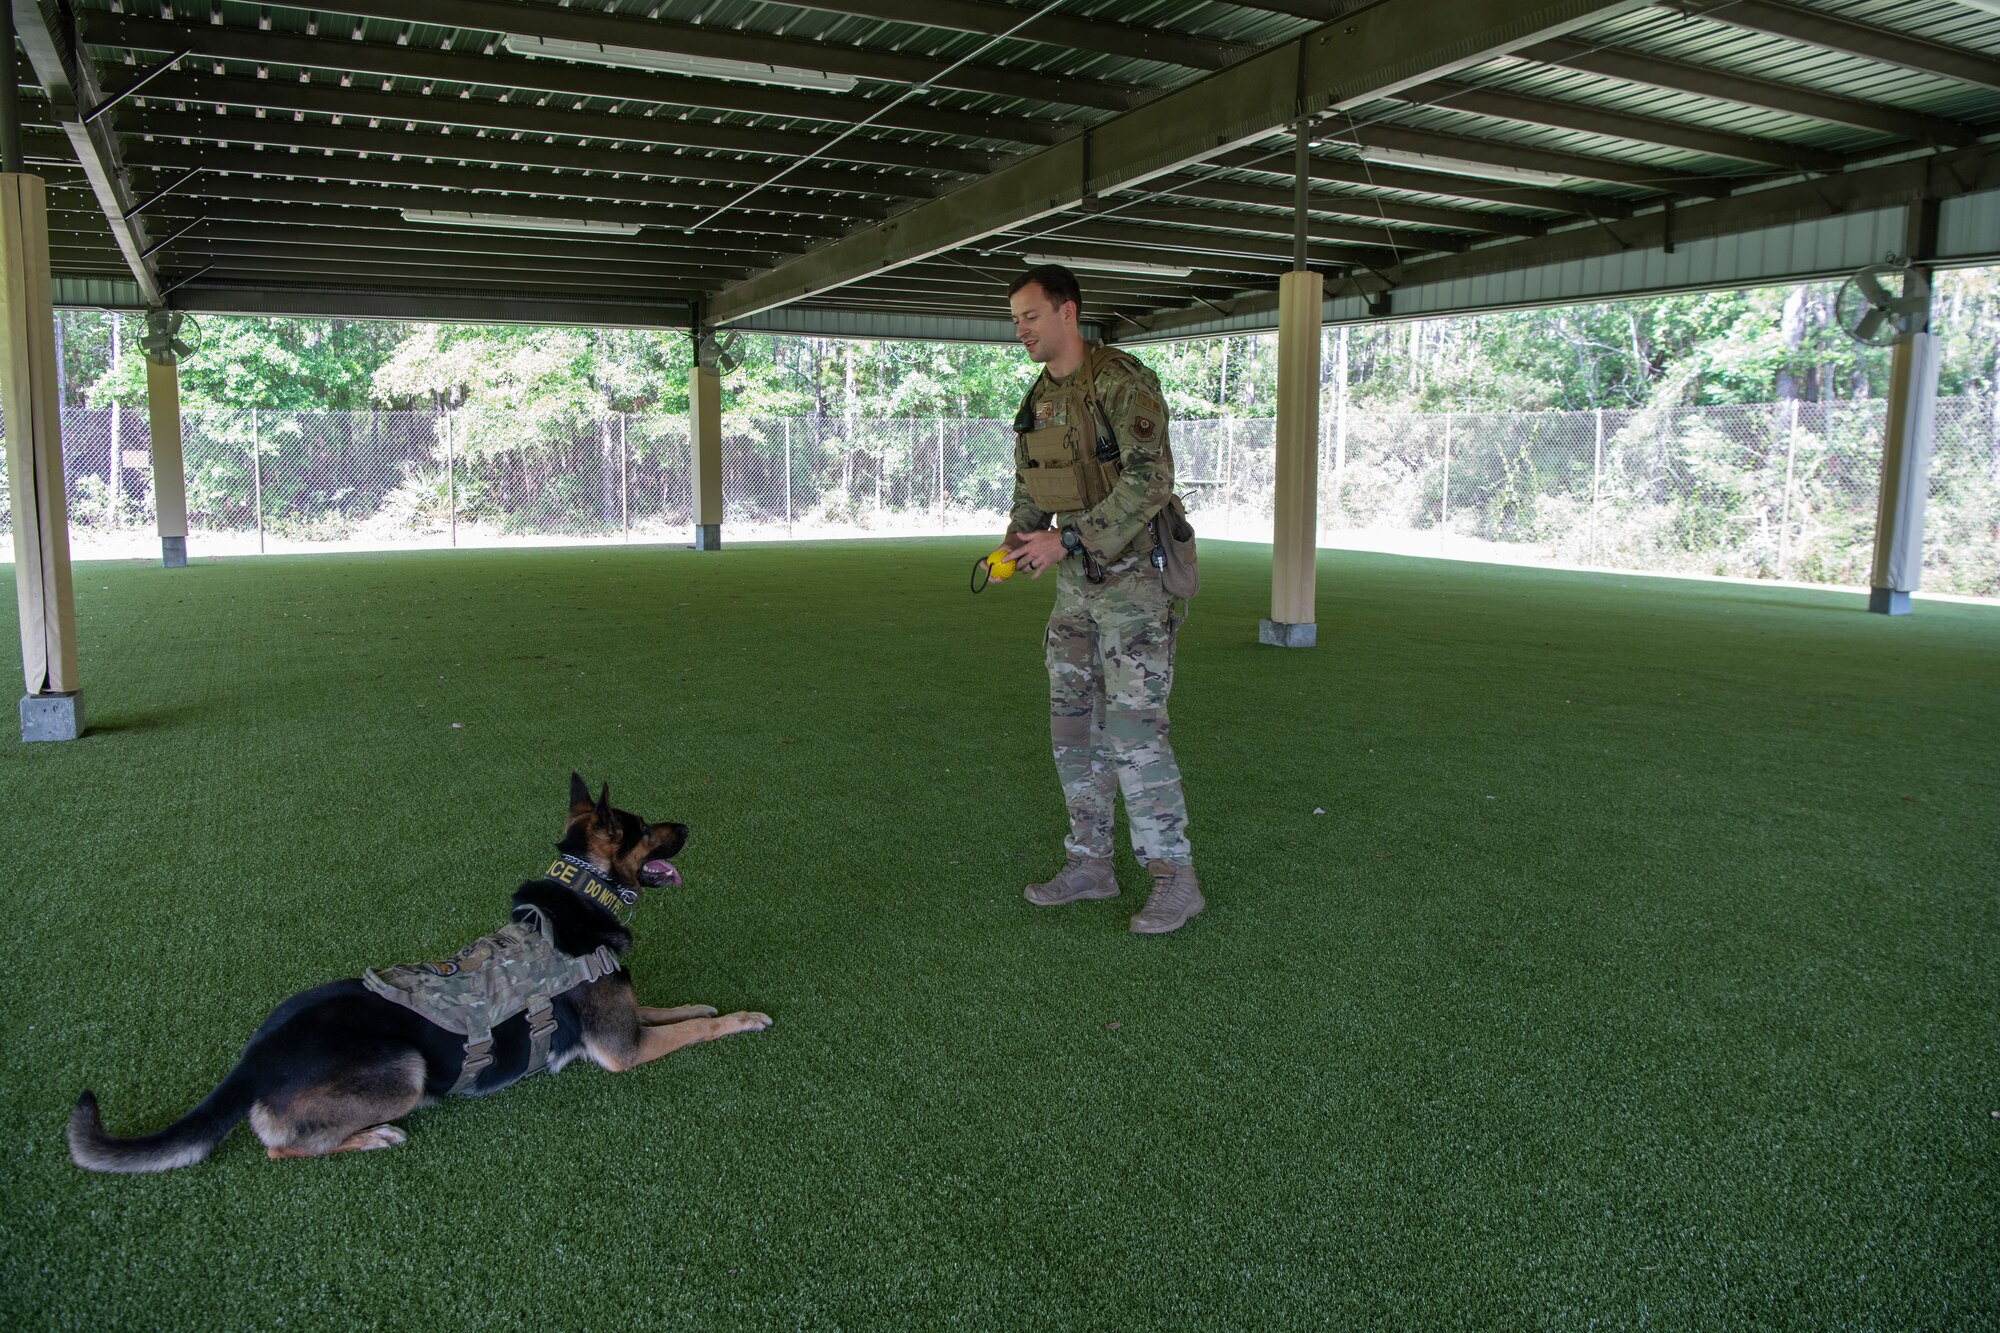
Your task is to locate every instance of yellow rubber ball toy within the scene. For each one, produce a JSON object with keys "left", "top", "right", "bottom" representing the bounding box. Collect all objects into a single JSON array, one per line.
[{"left": 985, "top": 549, "right": 1018, "bottom": 580}]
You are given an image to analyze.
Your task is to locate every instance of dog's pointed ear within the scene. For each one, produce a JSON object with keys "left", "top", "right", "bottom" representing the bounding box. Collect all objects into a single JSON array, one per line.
[
  {"left": 568, "top": 772, "right": 592, "bottom": 817},
  {"left": 595, "top": 782, "right": 613, "bottom": 822}
]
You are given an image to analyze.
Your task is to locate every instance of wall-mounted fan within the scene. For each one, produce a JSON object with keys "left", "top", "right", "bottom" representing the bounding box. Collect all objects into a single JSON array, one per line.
[
  {"left": 697, "top": 330, "right": 741, "bottom": 375},
  {"left": 139, "top": 308, "right": 203, "bottom": 366},
  {"left": 1833, "top": 261, "right": 1930, "bottom": 348}
]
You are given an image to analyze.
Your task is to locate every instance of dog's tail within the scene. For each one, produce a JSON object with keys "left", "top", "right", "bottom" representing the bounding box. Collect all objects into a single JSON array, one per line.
[{"left": 68, "top": 1070, "right": 255, "bottom": 1174}]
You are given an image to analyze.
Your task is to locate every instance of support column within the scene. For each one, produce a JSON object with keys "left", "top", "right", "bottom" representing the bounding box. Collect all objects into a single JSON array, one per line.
[
  {"left": 2, "top": 172, "right": 84, "bottom": 741},
  {"left": 689, "top": 364, "right": 723, "bottom": 550},
  {"left": 145, "top": 354, "right": 188, "bottom": 567},
  {"left": 1869, "top": 330, "right": 1938, "bottom": 615},
  {"left": 1260, "top": 125, "right": 1322, "bottom": 649},
  {"left": 1261, "top": 267, "right": 1324, "bottom": 649},
  {"left": 1869, "top": 201, "right": 1939, "bottom": 616}
]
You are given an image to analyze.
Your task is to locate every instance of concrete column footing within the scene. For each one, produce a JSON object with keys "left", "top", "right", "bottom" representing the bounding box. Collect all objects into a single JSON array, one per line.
[
  {"left": 162, "top": 536, "right": 187, "bottom": 568},
  {"left": 1258, "top": 619, "right": 1316, "bottom": 648},
  {"left": 693, "top": 524, "right": 722, "bottom": 551},
  {"left": 20, "top": 691, "right": 84, "bottom": 742},
  {"left": 1868, "top": 588, "right": 1912, "bottom": 615}
]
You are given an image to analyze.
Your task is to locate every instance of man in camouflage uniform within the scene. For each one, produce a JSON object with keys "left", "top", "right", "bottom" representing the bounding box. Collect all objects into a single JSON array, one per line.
[{"left": 1000, "top": 264, "right": 1202, "bottom": 934}]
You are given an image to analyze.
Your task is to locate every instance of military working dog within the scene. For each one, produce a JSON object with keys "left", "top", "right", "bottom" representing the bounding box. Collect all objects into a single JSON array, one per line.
[{"left": 68, "top": 775, "right": 770, "bottom": 1172}]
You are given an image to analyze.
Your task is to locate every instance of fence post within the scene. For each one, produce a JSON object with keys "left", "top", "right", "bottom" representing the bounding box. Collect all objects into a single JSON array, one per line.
[
  {"left": 1224, "top": 416, "right": 1236, "bottom": 539},
  {"left": 1440, "top": 411, "right": 1453, "bottom": 551},
  {"left": 108, "top": 399, "right": 120, "bottom": 528},
  {"left": 251, "top": 407, "right": 263, "bottom": 554},
  {"left": 1779, "top": 398, "right": 1798, "bottom": 576},
  {"left": 783, "top": 418, "right": 792, "bottom": 537},
  {"left": 1590, "top": 407, "right": 1604, "bottom": 565},
  {"left": 620, "top": 412, "right": 629, "bottom": 542},
  {"left": 1334, "top": 370, "right": 1348, "bottom": 541},
  {"left": 1317, "top": 406, "right": 1329, "bottom": 544},
  {"left": 936, "top": 418, "right": 946, "bottom": 533},
  {"left": 445, "top": 409, "right": 456, "bottom": 547}
]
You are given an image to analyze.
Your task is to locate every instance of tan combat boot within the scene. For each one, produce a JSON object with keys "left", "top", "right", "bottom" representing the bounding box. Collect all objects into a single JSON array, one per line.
[
  {"left": 1024, "top": 856, "right": 1119, "bottom": 906},
  {"left": 1131, "top": 860, "right": 1203, "bottom": 934}
]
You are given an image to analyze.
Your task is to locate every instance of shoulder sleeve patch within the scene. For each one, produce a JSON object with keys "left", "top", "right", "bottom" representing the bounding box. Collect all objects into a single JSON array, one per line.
[{"left": 1132, "top": 415, "right": 1158, "bottom": 442}]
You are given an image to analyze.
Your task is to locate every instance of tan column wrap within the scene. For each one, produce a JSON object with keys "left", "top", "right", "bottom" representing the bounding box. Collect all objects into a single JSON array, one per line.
[
  {"left": 1, "top": 173, "right": 79, "bottom": 694},
  {"left": 145, "top": 356, "right": 188, "bottom": 541},
  {"left": 1271, "top": 270, "right": 1323, "bottom": 627},
  {"left": 689, "top": 365, "right": 723, "bottom": 527}
]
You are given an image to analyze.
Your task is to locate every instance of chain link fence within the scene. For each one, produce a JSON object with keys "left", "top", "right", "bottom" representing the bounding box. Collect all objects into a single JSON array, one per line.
[{"left": 5, "top": 400, "right": 1996, "bottom": 598}]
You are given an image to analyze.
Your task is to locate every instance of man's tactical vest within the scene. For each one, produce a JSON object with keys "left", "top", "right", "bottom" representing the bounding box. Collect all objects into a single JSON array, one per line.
[
  {"left": 1014, "top": 344, "right": 1127, "bottom": 516},
  {"left": 363, "top": 901, "right": 620, "bottom": 1096}
]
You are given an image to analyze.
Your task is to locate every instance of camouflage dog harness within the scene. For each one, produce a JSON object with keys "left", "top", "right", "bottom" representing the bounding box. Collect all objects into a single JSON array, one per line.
[{"left": 362, "top": 858, "right": 624, "bottom": 1095}]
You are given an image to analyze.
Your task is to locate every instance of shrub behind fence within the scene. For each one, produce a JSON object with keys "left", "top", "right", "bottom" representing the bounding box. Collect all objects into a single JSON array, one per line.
[{"left": 3, "top": 400, "right": 1995, "bottom": 598}]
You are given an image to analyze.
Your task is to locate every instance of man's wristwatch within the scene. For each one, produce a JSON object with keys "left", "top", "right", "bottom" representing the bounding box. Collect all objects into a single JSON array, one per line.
[{"left": 1059, "top": 527, "right": 1084, "bottom": 556}]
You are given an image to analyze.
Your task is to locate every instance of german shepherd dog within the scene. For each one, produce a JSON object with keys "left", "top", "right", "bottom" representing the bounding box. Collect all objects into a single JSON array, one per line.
[{"left": 68, "top": 775, "right": 771, "bottom": 1172}]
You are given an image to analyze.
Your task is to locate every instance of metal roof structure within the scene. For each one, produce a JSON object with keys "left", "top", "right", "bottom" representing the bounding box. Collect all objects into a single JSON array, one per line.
[{"left": 10, "top": 0, "right": 2000, "bottom": 344}]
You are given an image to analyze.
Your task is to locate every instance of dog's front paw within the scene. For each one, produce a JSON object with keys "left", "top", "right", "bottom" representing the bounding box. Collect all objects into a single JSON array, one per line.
[
  {"left": 638, "top": 1004, "right": 719, "bottom": 1025},
  {"left": 724, "top": 1011, "right": 773, "bottom": 1034},
  {"left": 336, "top": 1124, "right": 408, "bottom": 1154}
]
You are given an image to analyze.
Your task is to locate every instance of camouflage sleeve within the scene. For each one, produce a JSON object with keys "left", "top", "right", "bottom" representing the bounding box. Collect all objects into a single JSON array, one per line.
[{"left": 1076, "top": 356, "right": 1173, "bottom": 561}]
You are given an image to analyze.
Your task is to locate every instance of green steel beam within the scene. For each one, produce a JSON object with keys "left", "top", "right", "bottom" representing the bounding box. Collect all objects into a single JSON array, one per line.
[
  {"left": 1130, "top": 203, "right": 1466, "bottom": 252},
  {"left": 113, "top": 72, "right": 999, "bottom": 176},
  {"left": 155, "top": 222, "right": 753, "bottom": 280},
  {"left": 250, "top": 0, "right": 1152, "bottom": 112},
  {"left": 119, "top": 109, "right": 934, "bottom": 201},
  {"left": 121, "top": 142, "right": 885, "bottom": 222},
  {"left": 168, "top": 251, "right": 712, "bottom": 295},
  {"left": 1126, "top": 140, "right": 2000, "bottom": 341},
  {"left": 10, "top": 0, "right": 163, "bottom": 302},
  {"left": 766, "top": 0, "right": 1253, "bottom": 71},
  {"left": 881, "top": 265, "right": 1214, "bottom": 302},
  {"left": 140, "top": 190, "right": 838, "bottom": 245},
  {"left": 1146, "top": 172, "right": 1548, "bottom": 236},
  {"left": 1518, "top": 37, "right": 1981, "bottom": 148},
  {"left": 163, "top": 236, "right": 745, "bottom": 284},
  {"left": 1257, "top": 149, "right": 1622, "bottom": 215},
  {"left": 998, "top": 214, "right": 1418, "bottom": 269},
  {"left": 1336, "top": 123, "right": 1742, "bottom": 197},
  {"left": 705, "top": 0, "right": 1653, "bottom": 325},
  {"left": 1389, "top": 78, "right": 1848, "bottom": 171},
  {"left": 87, "top": 13, "right": 1069, "bottom": 146},
  {"left": 980, "top": 233, "right": 1299, "bottom": 278},
  {"left": 169, "top": 281, "right": 693, "bottom": 327},
  {"left": 1702, "top": 0, "right": 2000, "bottom": 93}
]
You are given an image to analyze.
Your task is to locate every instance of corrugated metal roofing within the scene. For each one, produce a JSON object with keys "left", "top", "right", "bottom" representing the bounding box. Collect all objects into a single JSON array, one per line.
[{"left": 10, "top": 0, "right": 2000, "bottom": 338}]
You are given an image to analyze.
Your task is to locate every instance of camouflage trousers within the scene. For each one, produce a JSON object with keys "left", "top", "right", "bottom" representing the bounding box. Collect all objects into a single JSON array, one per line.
[{"left": 1044, "top": 551, "right": 1192, "bottom": 864}]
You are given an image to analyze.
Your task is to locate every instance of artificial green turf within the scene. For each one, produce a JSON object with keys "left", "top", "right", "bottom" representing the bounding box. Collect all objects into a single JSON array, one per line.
[{"left": 2, "top": 539, "right": 1995, "bottom": 1330}]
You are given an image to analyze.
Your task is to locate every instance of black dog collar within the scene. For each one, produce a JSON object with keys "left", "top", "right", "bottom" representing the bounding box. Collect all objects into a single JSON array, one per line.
[{"left": 541, "top": 852, "right": 639, "bottom": 925}]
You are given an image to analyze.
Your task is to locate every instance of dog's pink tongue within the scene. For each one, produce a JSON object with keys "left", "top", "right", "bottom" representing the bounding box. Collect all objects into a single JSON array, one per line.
[{"left": 642, "top": 859, "right": 681, "bottom": 888}]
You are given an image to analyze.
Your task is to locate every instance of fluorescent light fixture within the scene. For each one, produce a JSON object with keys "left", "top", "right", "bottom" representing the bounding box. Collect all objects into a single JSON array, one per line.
[
  {"left": 1357, "top": 146, "right": 1574, "bottom": 188},
  {"left": 402, "top": 209, "right": 645, "bottom": 236},
  {"left": 1951, "top": 0, "right": 2000, "bottom": 15},
  {"left": 1022, "top": 253, "right": 1194, "bottom": 278},
  {"left": 503, "top": 34, "right": 859, "bottom": 93}
]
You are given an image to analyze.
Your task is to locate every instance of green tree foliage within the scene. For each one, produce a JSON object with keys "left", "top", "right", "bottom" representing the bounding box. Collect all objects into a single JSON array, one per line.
[
  {"left": 51, "top": 269, "right": 1999, "bottom": 426},
  {"left": 72, "top": 312, "right": 408, "bottom": 410},
  {"left": 1145, "top": 336, "right": 1280, "bottom": 418},
  {"left": 1329, "top": 286, "right": 1886, "bottom": 413},
  {"left": 1319, "top": 271, "right": 1997, "bottom": 413},
  {"left": 730, "top": 335, "right": 1037, "bottom": 421},
  {"left": 370, "top": 323, "right": 691, "bottom": 417}
]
